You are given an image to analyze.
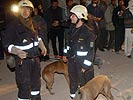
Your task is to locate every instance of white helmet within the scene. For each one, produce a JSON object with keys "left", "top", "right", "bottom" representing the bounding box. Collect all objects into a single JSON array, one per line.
[
  {"left": 70, "top": 5, "right": 88, "bottom": 20},
  {"left": 18, "top": 0, "right": 34, "bottom": 11}
]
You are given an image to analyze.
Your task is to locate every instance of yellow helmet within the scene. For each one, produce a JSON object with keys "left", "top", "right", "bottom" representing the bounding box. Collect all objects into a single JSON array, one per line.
[
  {"left": 70, "top": 5, "right": 88, "bottom": 20},
  {"left": 18, "top": 0, "right": 34, "bottom": 11}
]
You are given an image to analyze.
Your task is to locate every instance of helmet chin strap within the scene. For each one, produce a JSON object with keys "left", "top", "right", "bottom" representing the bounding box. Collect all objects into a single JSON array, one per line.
[
  {"left": 75, "top": 19, "right": 84, "bottom": 28},
  {"left": 76, "top": 18, "right": 80, "bottom": 24}
]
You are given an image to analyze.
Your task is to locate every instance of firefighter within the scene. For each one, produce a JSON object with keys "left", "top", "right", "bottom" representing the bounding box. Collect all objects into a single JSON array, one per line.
[
  {"left": 2, "top": 0, "right": 47, "bottom": 100},
  {"left": 63, "top": 5, "right": 96, "bottom": 99}
]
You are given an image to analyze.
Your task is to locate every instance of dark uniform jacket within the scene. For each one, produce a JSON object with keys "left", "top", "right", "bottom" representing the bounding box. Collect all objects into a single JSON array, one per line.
[
  {"left": 64, "top": 24, "right": 96, "bottom": 69},
  {"left": 2, "top": 18, "right": 40, "bottom": 58}
]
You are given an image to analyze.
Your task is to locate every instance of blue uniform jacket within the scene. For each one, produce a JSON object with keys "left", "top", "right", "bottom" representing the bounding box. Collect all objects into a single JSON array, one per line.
[{"left": 64, "top": 24, "right": 96, "bottom": 69}]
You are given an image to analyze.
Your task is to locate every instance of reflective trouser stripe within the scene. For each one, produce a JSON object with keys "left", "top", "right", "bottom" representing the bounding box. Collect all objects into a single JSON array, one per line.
[{"left": 31, "top": 91, "right": 40, "bottom": 95}]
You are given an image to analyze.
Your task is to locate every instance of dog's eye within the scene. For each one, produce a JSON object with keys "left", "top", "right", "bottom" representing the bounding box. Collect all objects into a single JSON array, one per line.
[{"left": 78, "top": 91, "right": 81, "bottom": 94}]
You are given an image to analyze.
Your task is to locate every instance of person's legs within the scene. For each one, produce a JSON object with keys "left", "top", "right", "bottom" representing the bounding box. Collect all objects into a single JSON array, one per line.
[
  {"left": 58, "top": 29, "right": 64, "bottom": 56},
  {"left": 98, "top": 28, "right": 107, "bottom": 51},
  {"left": 125, "top": 29, "right": 133, "bottom": 57},
  {"left": 31, "top": 58, "right": 41, "bottom": 100},
  {"left": 50, "top": 30, "right": 58, "bottom": 55},
  {"left": 84, "top": 66, "right": 94, "bottom": 83},
  {"left": 115, "top": 26, "right": 125, "bottom": 52},
  {"left": 15, "top": 59, "right": 32, "bottom": 99},
  {"left": 119, "top": 26, "right": 125, "bottom": 50},
  {"left": 115, "top": 28, "right": 120, "bottom": 52},
  {"left": 68, "top": 58, "right": 79, "bottom": 98},
  {"left": 108, "top": 31, "right": 115, "bottom": 50}
]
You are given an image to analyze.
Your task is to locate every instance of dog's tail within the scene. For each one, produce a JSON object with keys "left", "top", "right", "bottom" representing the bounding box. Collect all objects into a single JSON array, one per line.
[{"left": 111, "top": 87, "right": 126, "bottom": 100}]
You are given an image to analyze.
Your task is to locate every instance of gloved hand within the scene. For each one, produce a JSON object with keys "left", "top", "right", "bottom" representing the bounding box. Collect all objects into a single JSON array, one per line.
[
  {"left": 38, "top": 39, "right": 47, "bottom": 56},
  {"left": 10, "top": 46, "right": 27, "bottom": 59}
]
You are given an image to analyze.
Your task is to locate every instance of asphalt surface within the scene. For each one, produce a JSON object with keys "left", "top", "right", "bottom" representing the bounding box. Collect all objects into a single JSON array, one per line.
[{"left": 0, "top": 49, "right": 133, "bottom": 100}]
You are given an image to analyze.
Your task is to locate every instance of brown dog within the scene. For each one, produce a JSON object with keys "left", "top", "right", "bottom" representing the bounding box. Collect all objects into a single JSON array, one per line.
[
  {"left": 74, "top": 75, "right": 114, "bottom": 100},
  {"left": 42, "top": 60, "right": 69, "bottom": 95}
]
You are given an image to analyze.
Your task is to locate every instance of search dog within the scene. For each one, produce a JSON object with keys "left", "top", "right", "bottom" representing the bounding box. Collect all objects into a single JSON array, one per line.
[
  {"left": 42, "top": 60, "right": 69, "bottom": 95},
  {"left": 74, "top": 75, "right": 114, "bottom": 100}
]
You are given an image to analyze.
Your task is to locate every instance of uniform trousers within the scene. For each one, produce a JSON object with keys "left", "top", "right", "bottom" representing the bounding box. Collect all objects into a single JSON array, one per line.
[
  {"left": 68, "top": 57, "right": 94, "bottom": 94},
  {"left": 15, "top": 57, "right": 41, "bottom": 100},
  {"left": 98, "top": 28, "right": 108, "bottom": 49},
  {"left": 114, "top": 25, "right": 125, "bottom": 52},
  {"left": 125, "top": 28, "right": 133, "bottom": 56},
  {"left": 50, "top": 28, "right": 64, "bottom": 56},
  {"left": 107, "top": 30, "right": 115, "bottom": 50}
]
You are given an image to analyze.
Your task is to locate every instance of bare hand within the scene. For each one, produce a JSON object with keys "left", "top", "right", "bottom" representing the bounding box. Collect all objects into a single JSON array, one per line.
[
  {"left": 52, "top": 21, "right": 59, "bottom": 27},
  {"left": 62, "top": 56, "right": 68, "bottom": 62},
  {"left": 41, "top": 51, "right": 47, "bottom": 56}
]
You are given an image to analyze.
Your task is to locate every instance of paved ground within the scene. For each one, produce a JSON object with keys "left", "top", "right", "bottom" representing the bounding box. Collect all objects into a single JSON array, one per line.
[{"left": 0, "top": 49, "right": 133, "bottom": 100}]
